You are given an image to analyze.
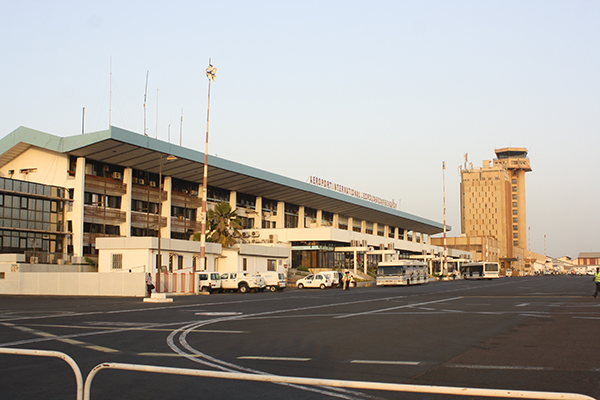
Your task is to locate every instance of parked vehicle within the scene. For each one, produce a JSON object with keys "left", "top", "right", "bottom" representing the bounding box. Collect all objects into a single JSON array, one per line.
[
  {"left": 258, "top": 272, "right": 286, "bottom": 292},
  {"left": 319, "top": 270, "right": 342, "bottom": 288},
  {"left": 460, "top": 262, "right": 500, "bottom": 280},
  {"left": 220, "top": 272, "right": 266, "bottom": 293},
  {"left": 296, "top": 274, "right": 330, "bottom": 289},
  {"left": 198, "top": 272, "right": 221, "bottom": 293},
  {"left": 376, "top": 260, "right": 428, "bottom": 286}
]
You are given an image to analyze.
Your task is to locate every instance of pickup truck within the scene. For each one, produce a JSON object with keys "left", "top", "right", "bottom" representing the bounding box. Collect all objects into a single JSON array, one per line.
[{"left": 220, "top": 272, "right": 266, "bottom": 293}]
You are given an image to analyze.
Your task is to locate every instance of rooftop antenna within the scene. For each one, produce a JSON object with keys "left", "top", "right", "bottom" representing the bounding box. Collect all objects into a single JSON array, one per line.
[
  {"left": 109, "top": 56, "right": 112, "bottom": 127},
  {"left": 143, "top": 71, "right": 149, "bottom": 136},
  {"left": 82, "top": 107, "right": 85, "bottom": 134},
  {"left": 155, "top": 88, "right": 159, "bottom": 138},
  {"left": 180, "top": 108, "right": 183, "bottom": 146}
]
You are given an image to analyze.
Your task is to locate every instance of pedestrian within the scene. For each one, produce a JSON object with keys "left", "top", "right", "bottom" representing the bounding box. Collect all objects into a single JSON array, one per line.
[
  {"left": 593, "top": 267, "right": 600, "bottom": 298},
  {"left": 452, "top": 269, "right": 457, "bottom": 280},
  {"left": 146, "top": 273, "right": 155, "bottom": 296},
  {"left": 342, "top": 271, "right": 350, "bottom": 290}
]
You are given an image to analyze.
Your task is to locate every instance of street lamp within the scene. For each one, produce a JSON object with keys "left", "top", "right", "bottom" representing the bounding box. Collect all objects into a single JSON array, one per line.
[
  {"left": 156, "top": 154, "right": 177, "bottom": 292},
  {"left": 200, "top": 60, "right": 216, "bottom": 273}
]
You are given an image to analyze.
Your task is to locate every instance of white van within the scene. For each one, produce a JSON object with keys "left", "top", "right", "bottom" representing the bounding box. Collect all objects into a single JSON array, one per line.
[
  {"left": 258, "top": 272, "right": 287, "bottom": 292},
  {"left": 198, "top": 272, "right": 221, "bottom": 293},
  {"left": 319, "top": 271, "right": 342, "bottom": 288}
]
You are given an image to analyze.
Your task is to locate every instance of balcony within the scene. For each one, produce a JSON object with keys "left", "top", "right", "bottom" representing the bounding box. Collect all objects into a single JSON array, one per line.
[
  {"left": 131, "top": 183, "right": 165, "bottom": 203},
  {"left": 171, "top": 191, "right": 202, "bottom": 208},
  {"left": 85, "top": 175, "right": 127, "bottom": 196},
  {"left": 171, "top": 217, "right": 201, "bottom": 233},
  {"left": 84, "top": 205, "right": 126, "bottom": 224},
  {"left": 131, "top": 211, "right": 166, "bottom": 229}
]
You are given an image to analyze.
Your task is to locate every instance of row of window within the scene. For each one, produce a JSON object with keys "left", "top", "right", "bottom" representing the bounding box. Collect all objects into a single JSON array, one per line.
[{"left": 0, "top": 177, "right": 66, "bottom": 198}]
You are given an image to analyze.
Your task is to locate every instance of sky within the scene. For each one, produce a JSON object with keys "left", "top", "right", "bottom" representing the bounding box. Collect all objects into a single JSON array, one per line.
[{"left": 1, "top": 0, "right": 599, "bottom": 259}]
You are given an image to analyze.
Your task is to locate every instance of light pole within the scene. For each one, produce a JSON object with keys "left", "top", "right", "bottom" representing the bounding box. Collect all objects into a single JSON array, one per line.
[
  {"left": 200, "top": 60, "right": 216, "bottom": 273},
  {"left": 156, "top": 154, "right": 177, "bottom": 292},
  {"left": 442, "top": 161, "right": 447, "bottom": 277}
]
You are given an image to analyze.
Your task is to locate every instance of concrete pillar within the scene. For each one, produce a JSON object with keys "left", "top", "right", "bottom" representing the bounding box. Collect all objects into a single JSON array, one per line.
[
  {"left": 348, "top": 217, "right": 354, "bottom": 232},
  {"left": 255, "top": 197, "right": 263, "bottom": 228},
  {"left": 298, "top": 206, "right": 305, "bottom": 229},
  {"left": 277, "top": 201, "right": 285, "bottom": 228},
  {"left": 72, "top": 157, "right": 86, "bottom": 259},
  {"left": 361, "top": 220, "right": 366, "bottom": 233},
  {"left": 316, "top": 209, "right": 322, "bottom": 227},
  {"left": 333, "top": 213, "right": 339, "bottom": 228},
  {"left": 229, "top": 191, "right": 237, "bottom": 210},
  {"left": 121, "top": 167, "right": 133, "bottom": 237},
  {"left": 161, "top": 176, "right": 172, "bottom": 239}
]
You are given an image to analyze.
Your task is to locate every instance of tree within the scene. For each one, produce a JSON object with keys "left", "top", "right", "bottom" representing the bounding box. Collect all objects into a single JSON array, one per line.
[{"left": 192, "top": 201, "right": 242, "bottom": 248}]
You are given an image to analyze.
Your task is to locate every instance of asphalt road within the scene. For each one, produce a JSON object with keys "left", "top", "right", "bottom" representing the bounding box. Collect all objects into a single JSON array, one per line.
[{"left": 0, "top": 275, "right": 598, "bottom": 400}]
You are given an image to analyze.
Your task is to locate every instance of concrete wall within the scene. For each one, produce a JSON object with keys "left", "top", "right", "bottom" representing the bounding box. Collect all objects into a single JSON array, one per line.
[{"left": 0, "top": 271, "right": 146, "bottom": 296}]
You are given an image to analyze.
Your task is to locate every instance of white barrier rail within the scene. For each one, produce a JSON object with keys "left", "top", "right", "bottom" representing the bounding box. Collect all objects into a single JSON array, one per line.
[
  {"left": 0, "top": 347, "right": 83, "bottom": 400},
  {"left": 84, "top": 362, "right": 597, "bottom": 400}
]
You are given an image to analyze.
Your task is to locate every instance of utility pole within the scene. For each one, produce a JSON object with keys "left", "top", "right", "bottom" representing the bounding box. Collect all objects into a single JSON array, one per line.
[
  {"left": 200, "top": 60, "right": 217, "bottom": 274},
  {"left": 442, "top": 161, "right": 447, "bottom": 277}
]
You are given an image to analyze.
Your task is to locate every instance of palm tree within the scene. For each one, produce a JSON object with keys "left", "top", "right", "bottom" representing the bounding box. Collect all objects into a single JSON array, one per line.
[{"left": 192, "top": 201, "right": 242, "bottom": 248}]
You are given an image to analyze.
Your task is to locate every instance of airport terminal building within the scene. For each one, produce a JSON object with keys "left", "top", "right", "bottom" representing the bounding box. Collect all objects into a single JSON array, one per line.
[{"left": 0, "top": 126, "right": 464, "bottom": 277}]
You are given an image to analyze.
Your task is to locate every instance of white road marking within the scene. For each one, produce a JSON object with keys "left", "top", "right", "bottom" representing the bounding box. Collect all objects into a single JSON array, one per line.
[
  {"left": 334, "top": 297, "right": 462, "bottom": 319},
  {"left": 351, "top": 360, "right": 420, "bottom": 366},
  {"left": 196, "top": 312, "right": 242, "bottom": 316},
  {"left": 238, "top": 356, "right": 311, "bottom": 361},
  {"left": 447, "top": 364, "right": 550, "bottom": 371},
  {"left": 515, "top": 303, "right": 529, "bottom": 307}
]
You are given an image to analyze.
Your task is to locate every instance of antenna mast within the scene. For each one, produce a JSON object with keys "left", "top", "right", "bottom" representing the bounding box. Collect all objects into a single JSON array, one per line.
[
  {"left": 155, "top": 88, "right": 159, "bottom": 138},
  {"left": 109, "top": 56, "right": 112, "bottom": 127},
  {"left": 180, "top": 108, "right": 183, "bottom": 146},
  {"left": 143, "top": 71, "right": 149, "bottom": 136}
]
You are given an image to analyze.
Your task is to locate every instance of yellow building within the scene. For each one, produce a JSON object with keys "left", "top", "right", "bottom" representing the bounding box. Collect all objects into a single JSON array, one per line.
[{"left": 459, "top": 148, "right": 531, "bottom": 274}]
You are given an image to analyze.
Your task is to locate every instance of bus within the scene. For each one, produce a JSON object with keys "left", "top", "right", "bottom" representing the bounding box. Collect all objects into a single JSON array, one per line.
[
  {"left": 376, "top": 260, "right": 428, "bottom": 286},
  {"left": 459, "top": 262, "right": 500, "bottom": 280}
]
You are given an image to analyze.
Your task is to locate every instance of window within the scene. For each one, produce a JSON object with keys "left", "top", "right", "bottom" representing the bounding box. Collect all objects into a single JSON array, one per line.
[
  {"left": 512, "top": 186, "right": 517, "bottom": 192},
  {"left": 513, "top": 233, "right": 519, "bottom": 238},
  {"left": 267, "top": 259, "right": 276, "bottom": 271},
  {"left": 513, "top": 210, "right": 518, "bottom": 215},
  {"left": 512, "top": 194, "right": 517, "bottom": 200},
  {"left": 514, "top": 240, "right": 519, "bottom": 246},
  {"left": 513, "top": 225, "right": 518, "bottom": 231},
  {"left": 512, "top": 202, "right": 518, "bottom": 208},
  {"left": 112, "top": 254, "right": 123, "bottom": 269},
  {"left": 513, "top": 218, "right": 518, "bottom": 223},
  {"left": 242, "top": 258, "right": 248, "bottom": 271},
  {"left": 512, "top": 179, "right": 517, "bottom": 184}
]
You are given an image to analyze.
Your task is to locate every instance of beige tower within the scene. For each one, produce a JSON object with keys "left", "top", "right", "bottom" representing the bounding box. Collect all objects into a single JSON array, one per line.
[{"left": 460, "top": 148, "right": 531, "bottom": 274}]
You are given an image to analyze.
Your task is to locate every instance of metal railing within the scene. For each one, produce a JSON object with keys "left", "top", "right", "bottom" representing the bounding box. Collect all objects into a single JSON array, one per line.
[
  {"left": 1, "top": 347, "right": 596, "bottom": 400},
  {"left": 0, "top": 347, "right": 83, "bottom": 400}
]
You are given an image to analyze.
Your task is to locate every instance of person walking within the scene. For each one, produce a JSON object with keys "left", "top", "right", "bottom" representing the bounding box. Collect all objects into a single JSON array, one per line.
[{"left": 593, "top": 267, "right": 600, "bottom": 298}]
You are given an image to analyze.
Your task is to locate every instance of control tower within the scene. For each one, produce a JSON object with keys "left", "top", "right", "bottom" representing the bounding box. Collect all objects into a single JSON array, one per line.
[{"left": 493, "top": 147, "right": 531, "bottom": 252}]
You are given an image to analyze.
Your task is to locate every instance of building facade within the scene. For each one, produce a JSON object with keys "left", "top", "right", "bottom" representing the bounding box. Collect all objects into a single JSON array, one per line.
[
  {"left": 0, "top": 126, "right": 465, "bottom": 276},
  {"left": 459, "top": 148, "right": 531, "bottom": 273}
]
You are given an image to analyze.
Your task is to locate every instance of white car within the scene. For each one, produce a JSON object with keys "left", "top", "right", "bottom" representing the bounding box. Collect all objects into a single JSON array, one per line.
[
  {"left": 198, "top": 272, "right": 221, "bottom": 293},
  {"left": 296, "top": 274, "right": 330, "bottom": 289},
  {"left": 258, "top": 272, "right": 287, "bottom": 292}
]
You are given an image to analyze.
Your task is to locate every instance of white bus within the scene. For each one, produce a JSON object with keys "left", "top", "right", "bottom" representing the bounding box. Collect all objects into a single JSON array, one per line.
[
  {"left": 376, "top": 260, "right": 428, "bottom": 286},
  {"left": 460, "top": 262, "right": 500, "bottom": 280}
]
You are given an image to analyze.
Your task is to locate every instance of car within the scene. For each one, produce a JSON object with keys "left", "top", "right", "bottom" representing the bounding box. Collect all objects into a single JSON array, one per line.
[
  {"left": 257, "top": 272, "right": 286, "bottom": 292},
  {"left": 220, "top": 272, "right": 266, "bottom": 293},
  {"left": 319, "top": 270, "right": 343, "bottom": 288},
  {"left": 198, "top": 272, "right": 221, "bottom": 293},
  {"left": 296, "top": 274, "right": 330, "bottom": 289}
]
